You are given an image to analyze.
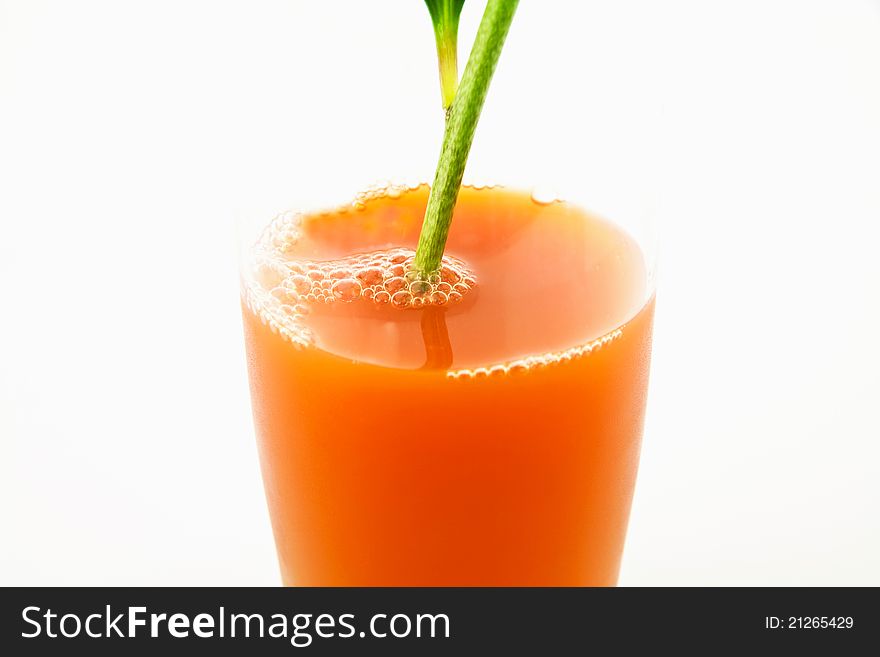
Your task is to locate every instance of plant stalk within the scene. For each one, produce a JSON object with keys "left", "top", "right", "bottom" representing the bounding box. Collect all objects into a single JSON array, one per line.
[
  {"left": 425, "top": 0, "right": 465, "bottom": 112},
  {"left": 413, "top": 0, "right": 519, "bottom": 275}
]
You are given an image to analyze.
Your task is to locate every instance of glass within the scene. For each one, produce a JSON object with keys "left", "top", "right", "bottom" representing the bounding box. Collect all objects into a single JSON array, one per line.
[{"left": 238, "top": 1, "right": 658, "bottom": 586}]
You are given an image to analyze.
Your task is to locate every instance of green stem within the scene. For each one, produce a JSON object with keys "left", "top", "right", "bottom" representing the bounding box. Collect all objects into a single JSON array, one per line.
[
  {"left": 414, "top": 0, "right": 519, "bottom": 275},
  {"left": 425, "top": 0, "right": 465, "bottom": 112}
]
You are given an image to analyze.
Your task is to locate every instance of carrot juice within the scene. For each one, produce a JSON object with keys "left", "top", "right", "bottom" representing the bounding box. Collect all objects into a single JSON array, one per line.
[{"left": 241, "top": 184, "right": 654, "bottom": 586}]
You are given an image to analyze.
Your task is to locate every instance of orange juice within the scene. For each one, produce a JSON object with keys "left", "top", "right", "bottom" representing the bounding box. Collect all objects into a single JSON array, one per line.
[{"left": 242, "top": 184, "right": 654, "bottom": 585}]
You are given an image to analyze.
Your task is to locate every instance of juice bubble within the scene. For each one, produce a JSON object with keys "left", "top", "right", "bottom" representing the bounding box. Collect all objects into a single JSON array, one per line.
[
  {"left": 271, "top": 286, "right": 297, "bottom": 304},
  {"left": 530, "top": 186, "right": 561, "bottom": 205},
  {"left": 332, "top": 278, "right": 362, "bottom": 303},
  {"left": 390, "top": 290, "right": 413, "bottom": 308},
  {"left": 384, "top": 277, "right": 406, "bottom": 294},
  {"left": 409, "top": 280, "right": 431, "bottom": 298},
  {"left": 255, "top": 261, "right": 287, "bottom": 289},
  {"left": 290, "top": 275, "right": 311, "bottom": 295},
  {"left": 356, "top": 267, "right": 385, "bottom": 287},
  {"left": 440, "top": 266, "right": 460, "bottom": 284}
]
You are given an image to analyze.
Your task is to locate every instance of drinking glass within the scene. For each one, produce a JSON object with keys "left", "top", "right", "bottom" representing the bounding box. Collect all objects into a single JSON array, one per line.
[{"left": 238, "top": 1, "right": 658, "bottom": 586}]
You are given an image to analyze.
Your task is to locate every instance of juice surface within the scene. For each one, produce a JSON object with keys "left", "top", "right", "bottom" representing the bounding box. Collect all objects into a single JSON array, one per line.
[{"left": 242, "top": 185, "right": 654, "bottom": 586}]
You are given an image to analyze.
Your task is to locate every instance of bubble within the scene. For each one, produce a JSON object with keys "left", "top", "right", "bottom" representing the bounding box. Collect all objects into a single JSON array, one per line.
[
  {"left": 409, "top": 279, "right": 431, "bottom": 298},
  {"left": 440, "top": 266, "right": 460, "bottom": 284},
  {"left": 530, "top": 186, "right": 560, "bottom": 205},
  {"left": 430, "top": 291, "right": 448, "bottom": 305},
  {"left": 356, "top": 267, "right": 384, "bottom": 287},
  {"left": 332, "top": 278, "right": 362, "bottom": 302},
  {"left": 271, "top": 286, "right": 297, "bottom": 304},
  {"left": 390, "top": 291, "right": 412, "bottom": 308},
  {"left": 373, "top": 290, "right": 391, "bottom": 305},
  {"left": 255, "top": 261, "right": 286, "bottom": 289},
  {"left": 384, "top": 277, "right": 406, "bottom": 294},
  {"left": 289, "top": 275, "right": 311, "bottom": 295}
]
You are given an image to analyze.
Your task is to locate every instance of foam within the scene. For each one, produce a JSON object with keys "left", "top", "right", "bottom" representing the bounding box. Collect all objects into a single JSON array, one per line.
[
  {"left": 243, "top": 197, "right": 477, "bottom": 348},
  {"left": 445, "top": 329, "right": 623, "bottom": 379},
  {"left": 254, "top": 245, "right": 475, "bottom": 310}
]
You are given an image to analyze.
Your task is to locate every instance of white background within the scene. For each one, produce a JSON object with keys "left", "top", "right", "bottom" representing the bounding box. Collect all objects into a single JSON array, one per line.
[{"left": 2, "top": 0, "right": 879, "bottom": 585}]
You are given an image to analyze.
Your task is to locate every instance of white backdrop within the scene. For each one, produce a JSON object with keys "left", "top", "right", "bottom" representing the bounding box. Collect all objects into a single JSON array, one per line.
[{"left": 2, "top": 0, "right": 879, "bottom": 585}]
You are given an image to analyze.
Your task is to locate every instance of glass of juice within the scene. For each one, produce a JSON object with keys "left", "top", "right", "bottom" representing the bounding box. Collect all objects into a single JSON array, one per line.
[{"left": 238, "top": 2, "right": 658, "bottom": 586}]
